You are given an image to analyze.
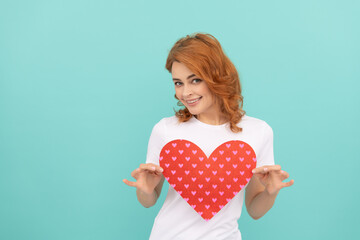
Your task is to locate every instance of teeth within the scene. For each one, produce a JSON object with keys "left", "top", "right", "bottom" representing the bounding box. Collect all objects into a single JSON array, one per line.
[{"left": 187, "top": 98, "right": 201, "bottom": 103}]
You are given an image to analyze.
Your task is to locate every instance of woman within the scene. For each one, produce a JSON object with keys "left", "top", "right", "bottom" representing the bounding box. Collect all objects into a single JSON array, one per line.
[{"left": 123, "top": 33, "right": 294, "bottom": 240}]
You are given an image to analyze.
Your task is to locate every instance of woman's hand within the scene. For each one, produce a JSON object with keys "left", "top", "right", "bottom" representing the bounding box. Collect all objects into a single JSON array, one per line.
[
  {"left": 252, "top": 165, "right": 294, "bottom": 196},
  {"left": 123, "top": 163, "right": 164, "bottom": 195}
]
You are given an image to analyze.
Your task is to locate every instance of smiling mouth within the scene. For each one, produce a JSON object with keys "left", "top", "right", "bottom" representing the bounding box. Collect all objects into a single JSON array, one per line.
[{"left": 185, "top": 97, "right": 202, "bottom": 105}]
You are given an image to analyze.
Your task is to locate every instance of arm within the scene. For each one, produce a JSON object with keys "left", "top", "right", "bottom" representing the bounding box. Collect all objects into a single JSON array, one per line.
[
  {"left": 245, "top": 165, "right": 294, "bottom": 220},
  {"left": 245, "top": 172, "right": 278, "bottom": 220},
  {"left": 136, "top": 119, "right": 167, "bottom": 208},
  {"left": 136, "top": 175, "right": 165, "bottom": 208},
  {"left": 124, "top": 164, "right": 166, "bottom": 208}
]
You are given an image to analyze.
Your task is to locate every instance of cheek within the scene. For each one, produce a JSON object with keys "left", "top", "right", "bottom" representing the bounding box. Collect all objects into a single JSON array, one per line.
[
  {"left": 175, "top": 89, "right": 182, "bottom": 100},
  {"left": 201, "top": 87, "right": 216, "bottom": 104},
  {"left": 198, "top": 83, "right": 211, "bottom": 95},
  {"left": 200, "top": 88, "right": 212, "bottom": 99}
]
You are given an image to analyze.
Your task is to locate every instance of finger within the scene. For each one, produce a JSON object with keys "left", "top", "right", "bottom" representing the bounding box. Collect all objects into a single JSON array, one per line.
[
  {"left": 282, "top": 179, "right": 294, "bottom": 188},
  {"left": 252, "top": 171, "right": 267, "bottom": 177},
  {"left": 139, "top": 163, "right": 163, "bottom": 173},
  {"left": 131, "top": 168, "right": 142, "bottom": 178},
  {"left": 139, "top": 164, "right": 155, "bottom": 173},
  {"left": 154, "top": 165, "right": 164, "bottom": 173},
  {"left": 280, "top": 170, "right": 290, "bottom": 179},
  {"left": 265, "top": 165, "right": 281, "bottom": 172},
  {"left": 252, "top": 167, "right": 271, "bottom": 174},
  {"left": 123, "top": 179, "right": 137, "bottom": 188},
  {"left": 252, "top": 165, "right": 281, "bottom": 174}
]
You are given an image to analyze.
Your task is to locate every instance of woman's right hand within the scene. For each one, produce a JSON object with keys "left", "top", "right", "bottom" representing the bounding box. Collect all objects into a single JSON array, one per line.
[{"left": 123, "top": 163, "right": 164, "bottom": 195}]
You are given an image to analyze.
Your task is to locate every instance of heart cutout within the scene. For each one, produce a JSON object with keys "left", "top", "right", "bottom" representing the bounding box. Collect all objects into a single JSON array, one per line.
[{"left": 159, "top": 139, "right": 256, "bottom": 221}]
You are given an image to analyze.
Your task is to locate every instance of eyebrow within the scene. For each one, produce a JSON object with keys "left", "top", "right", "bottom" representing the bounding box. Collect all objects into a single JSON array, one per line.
[{"left": 172, "top": 74, "right": 196, "bottom": 81}]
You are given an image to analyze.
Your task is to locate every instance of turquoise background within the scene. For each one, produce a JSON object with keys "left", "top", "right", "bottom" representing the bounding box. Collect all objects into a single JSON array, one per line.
[{"left": 0, "top": 0, "right": 359, "bottom": 239}]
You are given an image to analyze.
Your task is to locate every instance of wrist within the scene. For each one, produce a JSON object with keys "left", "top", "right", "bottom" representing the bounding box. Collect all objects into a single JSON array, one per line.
[
  {"left": 136, "top": 188, "right": 157, "bottom": 208},
  {"left": 264, "top": 184, "right": 280, "bottom": 197},
  {"left": 137, "top": 187, "right": 155, "bottom": 196}
]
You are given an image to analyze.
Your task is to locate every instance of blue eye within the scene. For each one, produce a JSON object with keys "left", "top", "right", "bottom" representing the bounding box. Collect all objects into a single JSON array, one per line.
[
  {"left": 174, "top": 82, "right": 182, "bottom": 86},
  {"left": 192, "top": 78, "right": 202, "bottom": 83}
]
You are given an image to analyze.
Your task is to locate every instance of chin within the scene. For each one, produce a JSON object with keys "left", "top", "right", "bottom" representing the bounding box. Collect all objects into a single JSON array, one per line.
[{"left": 187, "top": 109, "right": 200, "bottom": 115}]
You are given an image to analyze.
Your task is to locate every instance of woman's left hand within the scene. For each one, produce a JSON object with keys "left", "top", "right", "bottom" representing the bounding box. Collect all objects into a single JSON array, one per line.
[{"left": 252, "top": 165, "right": 294, "bottom": 196}]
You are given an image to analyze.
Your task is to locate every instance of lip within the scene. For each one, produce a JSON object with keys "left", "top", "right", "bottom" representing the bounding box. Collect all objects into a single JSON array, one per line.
[
  {"left": 185, "top": 97, "right": 201, "bottom": 101},
  {"left": 185, "top": 97, "right": 202, "bottom": 106}
]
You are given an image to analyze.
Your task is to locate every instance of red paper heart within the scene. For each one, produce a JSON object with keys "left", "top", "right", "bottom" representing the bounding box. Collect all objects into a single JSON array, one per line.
[{"left": 159, "top": 139, "right": 256, "bottom": 221}]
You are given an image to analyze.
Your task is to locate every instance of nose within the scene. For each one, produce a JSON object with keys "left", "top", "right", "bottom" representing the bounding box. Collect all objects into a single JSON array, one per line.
[{"left": 182, "top": 84, "right": 193, "bottom": 98}]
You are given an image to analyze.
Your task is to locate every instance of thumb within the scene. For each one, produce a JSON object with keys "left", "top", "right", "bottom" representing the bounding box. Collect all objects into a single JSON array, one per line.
[{"left": 123, "top": 179, "right": 137, "bottom": 188}]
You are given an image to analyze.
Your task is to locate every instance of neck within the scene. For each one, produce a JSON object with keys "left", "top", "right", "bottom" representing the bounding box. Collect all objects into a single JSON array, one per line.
[{"left": 195, "top": 112, "right": 227, "bottom": 125}]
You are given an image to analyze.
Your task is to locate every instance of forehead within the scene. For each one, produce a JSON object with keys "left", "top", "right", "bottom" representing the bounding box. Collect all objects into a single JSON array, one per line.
[{"left": 171, "top": 61, "right": 195, "bottom": 78}]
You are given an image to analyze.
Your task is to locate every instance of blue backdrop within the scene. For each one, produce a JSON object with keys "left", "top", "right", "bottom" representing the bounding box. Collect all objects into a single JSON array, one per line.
[{"left": 1, "top": 0, "right": 359, "bottom": 239}]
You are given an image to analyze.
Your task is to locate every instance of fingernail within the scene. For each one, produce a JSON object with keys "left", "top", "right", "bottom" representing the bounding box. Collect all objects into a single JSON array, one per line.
[
  {"left": 264, "top": 168, "right": 268, "bottom": 172},
  {"left": 160, "top": 168, "right": 163, "bottom": 172},
  {"left": 151, "top": 166, "right": 155, "bottom": 170},
  {"left": 252, "top": 169, "right": 255, "bottom": 173}
]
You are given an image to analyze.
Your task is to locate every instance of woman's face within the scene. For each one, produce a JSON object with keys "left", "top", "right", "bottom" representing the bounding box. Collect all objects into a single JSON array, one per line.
[{"left": 171, "top": 61, "right": 218, "bottom": 117}]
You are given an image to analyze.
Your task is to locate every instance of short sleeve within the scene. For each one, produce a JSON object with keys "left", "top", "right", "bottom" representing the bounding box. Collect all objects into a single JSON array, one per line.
[
  {"left": 256, "top": 122, "right": 275, "bottom": 167},
  {"left": 145, "top": 119, "right": 167, "bottom": 166}
]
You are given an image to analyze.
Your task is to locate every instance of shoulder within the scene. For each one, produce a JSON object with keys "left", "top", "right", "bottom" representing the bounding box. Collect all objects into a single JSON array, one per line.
[
  {"left": 239, "top": 114, "right": 273, "bottom": 134},
  {"left": 154, "top": 115, "right": 178, "bottom": 127},
  {"left": 151, "top": 115, "right": 179, "bottom": 133}
]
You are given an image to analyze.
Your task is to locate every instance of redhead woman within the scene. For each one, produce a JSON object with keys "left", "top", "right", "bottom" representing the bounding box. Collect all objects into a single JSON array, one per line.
[{"left": 123, "top": 33, "right": 294, "bottom": 240}]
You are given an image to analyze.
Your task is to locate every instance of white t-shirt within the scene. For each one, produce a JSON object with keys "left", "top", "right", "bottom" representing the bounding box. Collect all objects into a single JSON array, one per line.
[{"left": 145, "top": 114, "right": 275, "bottom": 240}]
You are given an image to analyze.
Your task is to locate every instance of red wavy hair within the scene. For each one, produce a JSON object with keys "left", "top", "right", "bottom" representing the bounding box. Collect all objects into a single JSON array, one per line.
[{"left": 165, "top": 33, "right": 246, "bottom": 133}]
